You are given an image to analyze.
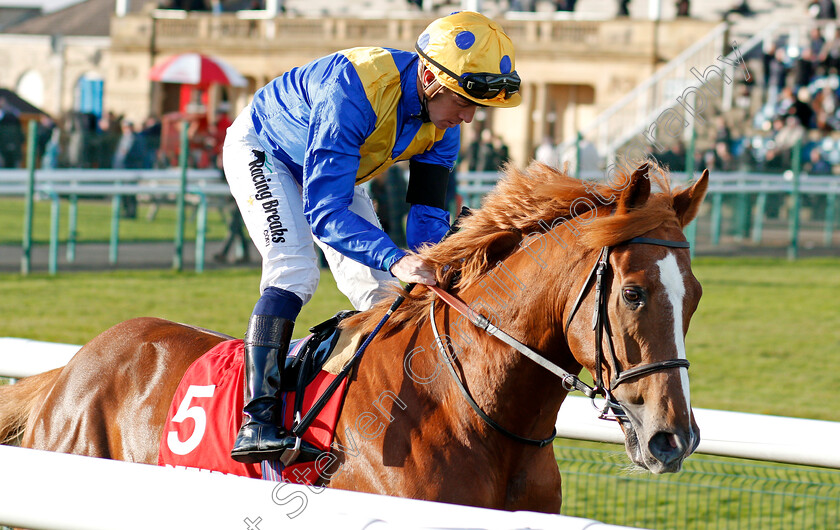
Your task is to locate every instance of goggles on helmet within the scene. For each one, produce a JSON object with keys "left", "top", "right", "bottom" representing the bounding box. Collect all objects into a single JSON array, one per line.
[{"left": 415, "top": 42, "right": 520, "bottom": 101}]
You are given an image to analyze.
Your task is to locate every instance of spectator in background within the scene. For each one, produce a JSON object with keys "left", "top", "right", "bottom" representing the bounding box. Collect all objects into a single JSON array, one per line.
[
  {"left": 35, "top": 115, "right": 55, "bottom": 164},
  {"left": 714, "top": 116, "right": 732, "bottom": 147},
  {"left": 790, "top": 87, "right": 816, "bottom": 127},
  {"left": 42, "top": 126, "right": 61, "bottom": 169},
  {"left": 676, "top": 0, "right": 690, "bottom": 17},
  {"left": 96, "top": 111, "right": 122, "bottom": 169},
  {"left": 792, "top": 48, "right": 816, "bottom": 90},
  {"left": 471, "top": 128, "right": 498, "bottom": 172},
  {"left": 617, "top": 0, "right": 630, "bottom": 17},
  {"left": 510, "top": 0, "right": 536, "bottom": 11},
  {"left": 734, "top": 138, "right": 758, "bottom": 171},
  {"left": 66, "top": 112, "right": 97, "bottom": 168},
  {"left": 809, "top": 0, "right": 837, "bottom": 19},
  {"left": 817, "top": 27, "right": 840, "bottom": 72},
  {"left": 658, "top": 141, "right": 687, "bottom": 172},
  {"left": 725, "top": 1, "right": 755, "bottom": 18},
  {"left": 113, "top": 120, "right": 146, "bottom": 170},
  {"left": 766, "top": 47, "right": 789, "bottom": 109},
  {"left": 0, "top": 96, "right": 24, "bottom": 168},
  {"left": 140, "top": 116, "right": 162, "bottom": 168},
  {"left": 808, "top": 27, "right": 826, "bottom": 65},
  {"left": 813, "top": 86, "right": 840, "bottom": 130},
  {"left": 775, "top": 86, "right": 797, "bottom": 119},
  {"left": 805, "top": 147, "right": 833, "bottom": 174},
  {"left": 712, "top": 141, "right": 737, "bottom": 172},
  {"left": 776, "top": 115, "right": 805, "bottom": 150},
  {"left": 113, "top": 120, "right": 146, "bottom": 218},
  {"left": 493, "top": 133, "right": 510, "bottom": 170}
]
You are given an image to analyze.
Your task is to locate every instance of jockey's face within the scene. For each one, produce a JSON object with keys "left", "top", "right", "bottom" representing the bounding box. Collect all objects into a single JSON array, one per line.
[{"left": 427, "top": 87, "right": 479, "bottom": 130}]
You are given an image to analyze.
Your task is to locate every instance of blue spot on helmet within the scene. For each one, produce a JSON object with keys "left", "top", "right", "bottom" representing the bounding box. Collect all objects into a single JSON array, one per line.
[
  {"left": 500, "top": 55, "right": 512, "bottom": 74},
  {"left": 454, "top": 30, "right": 475, "bottom": 50},
  {"left": 418, "top": 32, "right": 430, "bottom": 50}
]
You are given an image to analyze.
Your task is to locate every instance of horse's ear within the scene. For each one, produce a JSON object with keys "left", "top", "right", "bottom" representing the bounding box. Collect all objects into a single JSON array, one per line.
[
  {"left": 673, "top": 169, "right": 709, "bottom": 227},
  {"left": 615, "top": 163, "right": 651, "bottom": 215}
]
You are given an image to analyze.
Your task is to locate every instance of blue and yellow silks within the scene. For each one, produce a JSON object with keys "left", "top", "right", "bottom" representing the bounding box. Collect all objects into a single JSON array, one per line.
[{"left": 250, "top": 47, "right": 458, "bottom": 271}]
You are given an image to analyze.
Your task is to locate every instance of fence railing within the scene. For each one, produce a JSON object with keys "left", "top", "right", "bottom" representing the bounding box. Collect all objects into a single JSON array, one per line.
[
  {"left": 2, "top": 163, "right": 838, "bottom": 276},
  {"left": 455, "top": 165, "right": 840, "bottom": 258},
  {"left": 556, "top": 444, "right": 840, "bottom": 530},
  {"left": 0, "top": 444, "right": 617, "bottom": 530},
  {"left": 0, "top": 167, "right": 229, "bottom": 274}
]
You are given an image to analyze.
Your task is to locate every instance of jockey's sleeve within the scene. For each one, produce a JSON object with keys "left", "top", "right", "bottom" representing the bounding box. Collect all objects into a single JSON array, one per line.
[
  {"left": 406, "top": 205, "right": 450, "bottom": 250},
  {"left": 405, "top": 160, "right": 451, "bottom": 250},
  {"left": 302, "top": 76, "right": 407, "bottom": 272}
]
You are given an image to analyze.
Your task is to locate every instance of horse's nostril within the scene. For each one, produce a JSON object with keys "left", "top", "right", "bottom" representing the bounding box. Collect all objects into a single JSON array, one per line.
[{"left": 648, "top": 431, "right": 685, "bottom": 465}]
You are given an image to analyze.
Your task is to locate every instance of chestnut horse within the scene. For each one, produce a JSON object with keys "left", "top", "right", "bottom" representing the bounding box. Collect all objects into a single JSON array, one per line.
[{"left": 0, "top": 162, "right": 708, "bottom": 513}]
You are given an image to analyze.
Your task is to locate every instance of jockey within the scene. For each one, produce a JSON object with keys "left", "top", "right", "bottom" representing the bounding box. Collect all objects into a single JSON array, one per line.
[{"left": 223, "top": 11, "right": 521, "bottom": 463}]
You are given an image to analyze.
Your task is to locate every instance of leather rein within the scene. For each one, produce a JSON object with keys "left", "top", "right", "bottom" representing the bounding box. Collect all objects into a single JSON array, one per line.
[{"left": 427, "top": 236, "right": 691, "bottom": 448}]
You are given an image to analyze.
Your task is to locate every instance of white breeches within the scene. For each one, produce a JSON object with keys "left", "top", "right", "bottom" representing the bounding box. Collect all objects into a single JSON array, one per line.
[{"left": 222, "top": 106, "right": 397, "bottom": 311}]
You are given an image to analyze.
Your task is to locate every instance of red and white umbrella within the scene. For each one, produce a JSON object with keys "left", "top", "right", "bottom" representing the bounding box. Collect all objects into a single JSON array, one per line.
[{"left": 149, "top": 53, "right": 247, "bottom": 87}]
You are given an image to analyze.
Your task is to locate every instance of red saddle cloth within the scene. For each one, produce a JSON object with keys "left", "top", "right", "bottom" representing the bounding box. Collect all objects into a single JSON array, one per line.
[{"left": 157, "top": 339, "right": 348, "bottom": 484}]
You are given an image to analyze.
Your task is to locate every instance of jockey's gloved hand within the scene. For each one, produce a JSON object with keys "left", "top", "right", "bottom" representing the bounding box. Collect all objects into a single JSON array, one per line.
[{"left": 390, "top": 254, "right": 436, "bottom": 286}]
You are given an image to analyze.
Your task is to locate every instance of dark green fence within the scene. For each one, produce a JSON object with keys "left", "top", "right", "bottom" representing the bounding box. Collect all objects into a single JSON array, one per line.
[{"left": 556, "top": 442, "right": 840, "bottom": 529}]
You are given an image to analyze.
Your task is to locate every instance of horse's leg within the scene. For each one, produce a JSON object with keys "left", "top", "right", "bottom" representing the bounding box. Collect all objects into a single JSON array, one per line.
[{"left": 20, "top": 317, "right": 226, "bottom": 463}]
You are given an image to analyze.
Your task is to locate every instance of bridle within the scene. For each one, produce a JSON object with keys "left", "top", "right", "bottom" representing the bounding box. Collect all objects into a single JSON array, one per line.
[
  {"left": 428, "top": 236, "right": 692, "bottom": 448},
  {"left": 563, "top": 237, "right": 692, "bottom": 420}
]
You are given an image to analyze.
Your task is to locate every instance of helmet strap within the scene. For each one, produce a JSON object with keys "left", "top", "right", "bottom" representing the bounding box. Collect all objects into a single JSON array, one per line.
[{"left": 416, "top": 62, "right": 446, "bottom": 123}]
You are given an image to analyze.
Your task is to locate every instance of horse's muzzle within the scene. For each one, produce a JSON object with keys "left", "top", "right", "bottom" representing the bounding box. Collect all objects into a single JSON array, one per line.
[{"left": 618, "top": 403, "right": 700, "bottom": 474}]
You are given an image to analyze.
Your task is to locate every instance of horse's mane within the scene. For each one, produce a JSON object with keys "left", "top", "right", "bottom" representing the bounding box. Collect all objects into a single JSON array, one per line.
[{"left": 343, "top": 161, "right": 683, "bottom": 334}]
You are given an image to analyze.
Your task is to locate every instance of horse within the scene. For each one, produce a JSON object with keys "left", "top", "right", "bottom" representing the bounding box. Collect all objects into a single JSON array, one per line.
[{"left": 0, "top": 162, "right": 708, "bottom": 514}]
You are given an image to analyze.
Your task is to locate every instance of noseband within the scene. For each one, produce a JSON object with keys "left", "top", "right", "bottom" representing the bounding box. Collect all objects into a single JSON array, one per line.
[{"left": 428, "top": 236, "right": 691, "bottom": 447}]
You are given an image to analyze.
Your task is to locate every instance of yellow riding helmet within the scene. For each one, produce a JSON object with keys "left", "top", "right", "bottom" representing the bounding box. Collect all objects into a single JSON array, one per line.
[{"left": 416, "top": 11, "right": 522, "bottom": 108}]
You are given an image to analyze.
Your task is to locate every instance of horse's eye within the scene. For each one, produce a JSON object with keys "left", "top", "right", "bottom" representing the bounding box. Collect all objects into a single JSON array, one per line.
[{"left": 622, "top": 287, "right": 645, "bottom": 307}]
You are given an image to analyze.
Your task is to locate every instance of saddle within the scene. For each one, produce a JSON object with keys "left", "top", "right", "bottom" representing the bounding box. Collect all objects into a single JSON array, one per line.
[
  {"left": 282, "top": 309, "right": 360, "bottom": 392},
  {"left": 158, "top": 310, "right": 363, "bottom": 484}
]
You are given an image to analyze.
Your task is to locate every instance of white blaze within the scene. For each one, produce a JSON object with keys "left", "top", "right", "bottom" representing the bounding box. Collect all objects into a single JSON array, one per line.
[{"left": 656, "top": 253, "right": 691, "bottom": 412}]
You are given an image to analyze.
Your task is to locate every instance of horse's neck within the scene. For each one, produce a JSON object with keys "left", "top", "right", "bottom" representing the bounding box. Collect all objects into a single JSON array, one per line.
[{"left": 433, "top": 248, "right": 583, "bottom": 443}]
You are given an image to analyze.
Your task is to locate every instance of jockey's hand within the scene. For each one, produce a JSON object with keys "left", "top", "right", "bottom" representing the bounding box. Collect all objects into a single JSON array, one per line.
[{"left": 390, "top": 254, "right": 436, "bottom": 286}]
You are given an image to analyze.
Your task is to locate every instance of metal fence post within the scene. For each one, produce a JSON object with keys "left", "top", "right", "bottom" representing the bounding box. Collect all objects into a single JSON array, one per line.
[
  {"left": 752, "top": 192, "right": 767, "bottom": 243},
  {"left": 788, "top": 138, "right": 802, "bottom": 260},
  {"left": 67, "top": 195, "right": 78, "bottom": 262},
  {"left": 195, "top": 194, "right": 207, "bottom": 273},
  {"left": 49, "top": 192, "right": 60, "bottom": 275},
  {"left": 21, "top": 120, "right": 37, "bottom": 275},
  {"left": 110, "top": 195, "right": 121, "bottom": 265},
  {"left": 735, "top": 182, "right": 750, "bottom": 240},
  {"left": 825, "top": 191, "right": 836, "bottom": 246},
  {"left": 174, "top": 120, "right": 188, "bottom": 271},
  {"left": 711, "top": 192, "right": 723, "bottom": 247}
]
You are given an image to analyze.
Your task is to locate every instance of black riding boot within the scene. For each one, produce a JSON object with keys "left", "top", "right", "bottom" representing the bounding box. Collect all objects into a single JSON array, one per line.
[{"left": 230, "top": 314, "right": 298, "bottom": 463}]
